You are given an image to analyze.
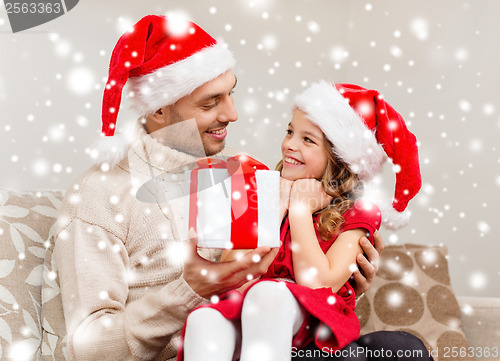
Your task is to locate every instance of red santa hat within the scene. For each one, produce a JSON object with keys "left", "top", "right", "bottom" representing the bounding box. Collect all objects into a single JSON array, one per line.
[
  {"left": 95, "top": 14, "right": 235, "bottom": 165},
  {"left": 294, "top": 81, "right": 422, "bottom": 230}
]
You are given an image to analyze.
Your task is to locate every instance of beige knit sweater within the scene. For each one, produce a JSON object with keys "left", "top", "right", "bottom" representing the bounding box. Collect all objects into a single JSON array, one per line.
[{"left": 54, "top": 124, "right": 226, "bottom": 361}]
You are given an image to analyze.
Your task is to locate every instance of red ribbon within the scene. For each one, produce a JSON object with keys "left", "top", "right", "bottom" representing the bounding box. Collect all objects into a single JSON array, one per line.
[{"left": 188, "top": 155, "right": 269, "bottom": 248}]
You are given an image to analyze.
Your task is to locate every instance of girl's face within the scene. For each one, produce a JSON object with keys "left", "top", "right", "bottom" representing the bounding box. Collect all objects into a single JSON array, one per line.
[{"left": 281, "top": 108, "right": 329, "bottom": 181}]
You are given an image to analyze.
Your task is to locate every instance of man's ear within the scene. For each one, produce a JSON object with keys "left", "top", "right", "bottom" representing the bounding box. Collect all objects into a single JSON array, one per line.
[
  {"left": 149, "top": 106, "right": 169, "bottom": 124},
  {"left": 145, "top": 106, "right": 170, "bottom": 133}
]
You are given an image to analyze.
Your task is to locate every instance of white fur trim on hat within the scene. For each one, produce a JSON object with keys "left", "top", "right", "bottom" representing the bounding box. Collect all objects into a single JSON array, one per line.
[
  {"left": 127, "top": 40, "right": 235, "bottom": 115},
  {"left": 294, "top": 81, "right": 386, "bottom": 181},
  {"left": 89, "top": 134, "right": 129, "bottom": 168},
  {"left": 378, "top": 200, "right": 411, "bottom": 230}
]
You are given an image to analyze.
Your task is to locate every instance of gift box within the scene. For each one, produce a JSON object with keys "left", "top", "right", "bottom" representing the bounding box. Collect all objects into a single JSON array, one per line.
[{"left": 184, "top": 155, "right": 280, "bottom": 249}]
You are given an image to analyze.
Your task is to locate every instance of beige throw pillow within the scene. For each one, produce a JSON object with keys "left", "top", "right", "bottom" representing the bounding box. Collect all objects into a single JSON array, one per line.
[{"left": 355, "top": 243, "right": 473, "bottom": 361}]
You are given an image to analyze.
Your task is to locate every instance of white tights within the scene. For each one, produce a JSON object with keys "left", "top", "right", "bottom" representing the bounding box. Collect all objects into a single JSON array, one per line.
[{"left": 184, "top": 281, "right": 306, "bottom": 361}]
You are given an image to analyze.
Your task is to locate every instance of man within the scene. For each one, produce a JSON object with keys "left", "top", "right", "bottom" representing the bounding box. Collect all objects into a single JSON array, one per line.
[{"left": 53, "top": 15, "right": 426, "bottom": 361}]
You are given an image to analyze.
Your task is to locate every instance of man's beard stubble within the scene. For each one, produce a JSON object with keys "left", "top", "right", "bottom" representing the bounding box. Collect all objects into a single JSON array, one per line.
[{"left": 150, "top": 109, "right": 226, "bottom": 157}]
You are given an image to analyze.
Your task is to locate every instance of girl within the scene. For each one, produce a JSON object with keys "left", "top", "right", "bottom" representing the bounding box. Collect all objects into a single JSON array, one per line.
[{"left": 178, "top": 81, "right": 421, "bottom": 361}]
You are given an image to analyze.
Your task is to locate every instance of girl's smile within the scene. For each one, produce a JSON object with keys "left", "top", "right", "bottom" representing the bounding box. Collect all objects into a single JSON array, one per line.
[{"left": 283, "top": 155, "right": 304, "bottom": 166}]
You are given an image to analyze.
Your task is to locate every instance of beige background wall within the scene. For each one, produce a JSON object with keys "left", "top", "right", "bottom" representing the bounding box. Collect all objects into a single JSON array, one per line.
[{"left": 1, "top": 0, "right": 499, "bottom": 297}]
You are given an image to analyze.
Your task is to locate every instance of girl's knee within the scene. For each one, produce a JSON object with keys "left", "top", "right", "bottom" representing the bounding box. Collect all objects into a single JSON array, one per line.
[
  {"left": 186, "top": 307, "right": 225, "bottom": 329},
  {"left": 243, "top": 281, "right": 297, "bottom": 316},
  {"left": 245, "top": 281, "right": 291, "bottom": 302},
  {"left": 184, "top": 308, "right": 238, "bottom": 361}
]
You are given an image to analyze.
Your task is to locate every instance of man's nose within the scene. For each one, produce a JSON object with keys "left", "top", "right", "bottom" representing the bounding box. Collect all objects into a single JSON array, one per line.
[{"left": 219, "top": 97, "right": 238, "bottom": 123}]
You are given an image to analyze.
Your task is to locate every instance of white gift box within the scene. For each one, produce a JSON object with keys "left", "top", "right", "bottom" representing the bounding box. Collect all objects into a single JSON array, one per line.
[{"left": 184, "top": 156, "right": 280, "bottom": 249}]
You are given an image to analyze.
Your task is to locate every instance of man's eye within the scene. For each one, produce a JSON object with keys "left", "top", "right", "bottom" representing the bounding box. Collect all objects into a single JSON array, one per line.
[{"left": 203, "top": 103, "right": 217, "bottom": 109}]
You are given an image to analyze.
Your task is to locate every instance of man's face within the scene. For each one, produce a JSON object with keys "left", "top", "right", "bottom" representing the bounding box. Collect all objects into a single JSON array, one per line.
[{"left": 149, "top": 71, "right": 238, "bottom": 156}]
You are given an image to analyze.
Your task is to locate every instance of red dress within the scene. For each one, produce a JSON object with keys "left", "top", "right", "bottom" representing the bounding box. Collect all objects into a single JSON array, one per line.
[{"left": 177, "top": 200, "right": 381, "bottom": 360}]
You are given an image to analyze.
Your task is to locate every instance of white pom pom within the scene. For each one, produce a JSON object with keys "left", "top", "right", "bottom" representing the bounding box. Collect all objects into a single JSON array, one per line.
[
  {"left": 378, "top": 201, "right": 411, "bottom": 230},
  {"left": 89, "top": 134, "right": 128, "bottom": 168}
]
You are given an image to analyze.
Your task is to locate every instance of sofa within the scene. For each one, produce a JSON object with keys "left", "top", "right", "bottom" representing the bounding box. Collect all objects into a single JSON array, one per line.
[{"left": 1, "top": 188, "right": 499, "bottom": 361}]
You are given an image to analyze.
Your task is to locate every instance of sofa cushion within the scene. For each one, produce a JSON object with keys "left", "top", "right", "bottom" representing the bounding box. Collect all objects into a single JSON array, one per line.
[
  {"left": 41, "top": 230, "right": 67, "bottom": 360},
  {"left": 355, "top": 243, "right": 472, "bottom": 361},
  {"left": 0, "top": 188, "right": 63, "bottom": 360},
  {"left": 458, "top": 296, "right": 500, "bottom": 352}
]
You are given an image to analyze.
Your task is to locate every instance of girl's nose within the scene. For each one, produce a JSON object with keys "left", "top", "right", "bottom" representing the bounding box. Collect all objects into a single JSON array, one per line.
[{"left": 282, "top": 137, "right": 298, "bottom": 151}]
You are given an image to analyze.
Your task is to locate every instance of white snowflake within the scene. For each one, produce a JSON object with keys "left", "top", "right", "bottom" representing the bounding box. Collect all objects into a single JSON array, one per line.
[
  {"left": 477, "top": 221, "right": 490, "bottom": 235},
  {"left": 261, "top": 34, "right": 278, "bottom": 51},
  {"left": 454, "top": 47, "right": 469, "bottom": 62},
  {"left": 307, "top": 21, "right": 320, "bottom": 33},
  {"left": 67, "top": 67, "right": 95, "bottom": 95},
  {"left": 329, "top": 46, "right": 349, "bottom": 64},
  {"left": 409, "top": 17, "right": 429, "bottom": 41},
  {"left": 469, "top": 272, "right": 487, "bottom": 290},
  {"left": 116, "top": 16, "right": 134, "bottom": 34},
  {"left": 388, "top": 291, "right": 403, "bottom": 307},
  {"left": 458, "top": 99, "right": 472, "bottom": 112}
]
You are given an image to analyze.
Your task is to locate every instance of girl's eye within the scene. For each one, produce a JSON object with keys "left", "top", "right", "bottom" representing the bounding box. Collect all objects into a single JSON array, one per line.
[
  {"left": 304, "top": 137, "right": 315, "bottom": 144},
  {"left": 286, "top": 129, "right": 293, "bottom": 135}
]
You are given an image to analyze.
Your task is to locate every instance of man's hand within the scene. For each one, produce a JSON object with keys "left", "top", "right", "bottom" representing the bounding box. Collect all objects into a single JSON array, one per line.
[
  {"left": 352, "top": 230, "right": 385, "bottom": 296},
  {"left": 183, "top": 232, "right": 279, "bottom": 298}
]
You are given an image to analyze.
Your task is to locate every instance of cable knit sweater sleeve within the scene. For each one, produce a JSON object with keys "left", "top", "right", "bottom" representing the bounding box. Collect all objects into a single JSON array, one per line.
[
  {"left": 56, "top": 221, "right": 205, "bottom": 361},
  {"left": 54, "top": 160, "right": 208, "bottom": 361}
]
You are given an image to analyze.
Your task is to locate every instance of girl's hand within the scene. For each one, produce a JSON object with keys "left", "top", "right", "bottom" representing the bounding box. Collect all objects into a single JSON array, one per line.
[
  {"left": 289, "top": 179, "right": 333, "bottom": 215},
  {"left": 279, "top": 177, "right": 294, "bottom": 220}
]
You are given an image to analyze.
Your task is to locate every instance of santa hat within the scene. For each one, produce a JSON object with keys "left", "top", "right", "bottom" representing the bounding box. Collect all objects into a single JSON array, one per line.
[
  {"left": 294, "top": 81, "right": 422, "bottom": 230},
  {"left": 94, "top": 14, "right": 235, "bottom": 165}
]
